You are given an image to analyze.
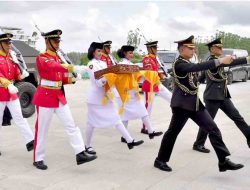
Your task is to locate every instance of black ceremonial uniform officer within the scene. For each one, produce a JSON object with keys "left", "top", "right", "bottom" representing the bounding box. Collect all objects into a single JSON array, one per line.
[
  {"left": 193, "top": 38, "right": 250, "bottom": 153},
  {"left": 154, "top": 35, "right": 244, "bottom": 172}
]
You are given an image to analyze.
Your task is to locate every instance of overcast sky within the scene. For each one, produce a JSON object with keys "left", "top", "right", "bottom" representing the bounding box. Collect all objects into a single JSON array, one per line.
[{"left": 1, "top": 1, "right": 250, "bottom": 53}]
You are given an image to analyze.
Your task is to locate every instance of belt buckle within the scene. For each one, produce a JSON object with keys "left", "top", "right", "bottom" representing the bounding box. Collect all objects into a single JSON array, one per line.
[{"left": 58, "top": 81, "right": 62, "bottom": 87}]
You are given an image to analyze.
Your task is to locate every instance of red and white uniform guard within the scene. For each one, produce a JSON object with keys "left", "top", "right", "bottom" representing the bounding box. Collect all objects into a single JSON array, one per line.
[
  {"left": 141, "top": 52, "right": 172, "bottom": 130},
  {"left": 32, "top": 49, "right": 85, "bottom": 162},
  {"left": 0, "top": 45, "right": 34, "bottom": 145}
]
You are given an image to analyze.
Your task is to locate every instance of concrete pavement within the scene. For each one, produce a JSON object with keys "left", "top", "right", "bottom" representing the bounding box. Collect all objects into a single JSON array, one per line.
[{"left": 0, "top": 80, "right": 250, "bottom": 190}]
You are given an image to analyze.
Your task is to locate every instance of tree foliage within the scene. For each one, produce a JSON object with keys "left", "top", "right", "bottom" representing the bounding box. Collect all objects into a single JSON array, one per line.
[{"left": 195, "top": 30, "right": 250, "bottom": 60}]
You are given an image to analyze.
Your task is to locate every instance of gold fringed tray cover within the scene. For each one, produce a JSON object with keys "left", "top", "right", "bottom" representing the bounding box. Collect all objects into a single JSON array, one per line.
[{"left": 94, "top": 64, "right": 140, "bottom": 79}]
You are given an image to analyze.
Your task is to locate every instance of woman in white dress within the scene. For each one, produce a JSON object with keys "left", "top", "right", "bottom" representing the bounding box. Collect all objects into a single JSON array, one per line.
[
  {"left": 84, "top": 42, "right": 144, "bottom": 155},
  {"left": 116, "top": 45, "right": 163, "bottom": 142}
]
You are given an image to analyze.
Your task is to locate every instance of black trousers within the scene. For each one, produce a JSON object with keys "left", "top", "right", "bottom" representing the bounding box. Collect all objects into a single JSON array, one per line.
[
  {"left": 2, "top": 107, "right": 12, "bottom": 126},
  {"left": 157, "top": 107, "right": 230, "bottom": 162},
  {"left": 194, "top": 98, "right": 250, "bottom": 146}
]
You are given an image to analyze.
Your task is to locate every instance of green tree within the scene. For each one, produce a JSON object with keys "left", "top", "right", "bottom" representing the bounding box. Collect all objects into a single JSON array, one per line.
[
  {"left": 195, "top": 31, "right": 250, "bottom": 60},
  {"left": 67, "top": 52, "right": 87, "bottom": 65}
]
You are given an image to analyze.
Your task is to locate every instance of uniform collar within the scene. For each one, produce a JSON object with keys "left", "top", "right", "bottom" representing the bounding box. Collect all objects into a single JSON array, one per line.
[
  {"left": 122, "top": 58, "right": 131, "bottom": 64},
  {"left": 178, "top": 55, "right": 190, "bottom": 63},
  {"left": 46, "top": 49, "right": 57, "bottom": 57},
  {"left": 0, "top": 50, "right": 7, "bottom": 57},
  {"left": 148, "top": 53, "right": 156, "bottom": 58},
  {"left": 101, "top": 52, "right": 108, "bottom": 57},
  {"left": 210, "top": 54, "right": 219, "bottom": 59}
]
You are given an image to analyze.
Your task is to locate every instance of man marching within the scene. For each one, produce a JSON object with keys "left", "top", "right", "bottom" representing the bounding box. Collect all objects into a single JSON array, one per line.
[
  {"left": 154, "top": 35, "right": 244, "bottom": 172},
  {"left": 32, "top": 29, "right": 97, "bottom": 170},
  {"left": 193, "top": 37, "right": 250, "bottom": 153},
  {"left": 0, "top": 33, "right": 34, "bottom": 156},
  {"left": 141, "top": 41, "right": 172, "bottom": 134}
]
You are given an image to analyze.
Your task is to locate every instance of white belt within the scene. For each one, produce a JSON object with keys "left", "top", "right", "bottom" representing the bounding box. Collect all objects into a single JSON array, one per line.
[{"left": 40, "top": 79, "right": 62, "bottom": 88}]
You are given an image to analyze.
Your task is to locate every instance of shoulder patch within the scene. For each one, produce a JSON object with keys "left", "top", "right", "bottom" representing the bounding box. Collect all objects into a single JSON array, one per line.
[{"left": 89, "top": 64, "right": 93, "bottom": 69}]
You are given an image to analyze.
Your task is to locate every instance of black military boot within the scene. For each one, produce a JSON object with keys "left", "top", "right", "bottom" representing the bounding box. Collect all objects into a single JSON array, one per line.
[
  {"left": 33, "top": 160, "right": 48, "bottom": 170},
  {"left": 76, "top": 151, "right": 97, "bottom": 165},
  {"left": 127, "top": 140, "right": 144, "bottom": 149},
  {"left": 26, "top": 140, "right": 34, "bottom": 151},
  {"left": 154, "top": 158, "right": 172, "bottom": 172},
  {"left": 149, "top": 131, "right": 163, "bottom": 139},
  {"left": 193, "top": 145, "right": 210, "bottom": 153},
  {"left": 219, "top": 158, "right": 244, "bottom": 172}
]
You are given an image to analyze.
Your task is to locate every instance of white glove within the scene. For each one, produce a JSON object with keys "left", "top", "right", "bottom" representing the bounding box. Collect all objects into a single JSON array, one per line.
[
  {"left": 72, "top": 73, "right": 82, "bottom": 82},
  {"left": 20, "top": 70, "right": 29, "bottom": 79},
  {"left": 96, "top": 77, "right": 107, "bottom": 87},
  {"left": 73, "top": 65, "right": 87, "bottom": 75},
  {"left": 158, "top": 83, "right": 165, "bottom": 91},
  {"left": 7, "top": 84, "right": 18, "bottom": 94},
  {"left": 9, "top": 50, "right": 19, "bottom": 64}
]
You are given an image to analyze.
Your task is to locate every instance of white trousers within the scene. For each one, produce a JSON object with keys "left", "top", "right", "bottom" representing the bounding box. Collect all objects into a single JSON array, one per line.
[
  {"left": 34, "top": 103, "right": 85, "bottom": 162},
  {"left": 0, "top": 99, "right": 34, "bottom": 144},
  {"left": 144, "top": 84, "right": 172, "bottom": 115},
  {"left": 123, "top": 115, "right": 155, "bottom": 134},
  {"left": 85, "top": 120, "right": 133, "bottom": 148},
  {"left": 143, "top": 84, "right": 172, "bottom": 129}
]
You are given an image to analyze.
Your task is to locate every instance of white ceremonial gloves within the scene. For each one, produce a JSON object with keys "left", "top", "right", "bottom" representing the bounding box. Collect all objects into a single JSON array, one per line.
[
  {"left": 8, "top": 83, "right": 19, "bottom": 94},
  {"left": 96, "top": 77, "right": 107, "bottom": 87},
  {"left": 72, "top": 73, "right": 82, "bottom": 82},
  {"left": 158, "top": 83, "right": 165, "bottom": 91},
  {"left": 73, "top": 65, "right": 87, "bottom": 75},
  {"left": 20, "top": 70, "right": 29, "bottom": 79}
]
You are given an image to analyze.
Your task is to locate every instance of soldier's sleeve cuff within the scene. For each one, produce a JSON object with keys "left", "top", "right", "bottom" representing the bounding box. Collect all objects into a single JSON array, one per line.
[
  {"left": 61, "top": 64, "right": 74, "bottom": 72},
  {"left": 0, "top": 77, "right": 11, "bottom": 88},
  {"left": 214, "top": 59, "right": 220, "bottom": 67}
]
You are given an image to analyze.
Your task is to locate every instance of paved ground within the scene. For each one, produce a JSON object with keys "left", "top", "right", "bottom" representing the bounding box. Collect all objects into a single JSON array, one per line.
[{"left": 0, "top": 80, "right": 250, "bottom": 190}]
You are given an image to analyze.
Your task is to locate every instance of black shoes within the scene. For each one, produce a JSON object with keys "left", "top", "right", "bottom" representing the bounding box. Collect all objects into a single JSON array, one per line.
[
  {"left": 0, "top": 151, "right": 1, "bottom": 156},
  {"left": 26, "top": 140, "right": 34, "bottom": 152},
  {"left": 2, "top": 119, "right": 11, "bottom": 126},
  {"left": 33, "top": 160, "right": 48, "bottom": 170},
  {"left": 76, "top": 151, "right": 97, "bottom": 165},
  {"left": 127, "top": 140, "right": 144, "bottom": 149},
  {"left": 85, "top": 147, "right": 96, "bottom": 155},
  {"left": 219, "top": 158, "right": 244, "bottom": 172},
  {"left": 149, "top": 131, "right": 163, "bottom": 139},
  {"left": 193, "top": 145, "right": 210, "bottom": 153},
  {"left": 154, "top": 158, "right": 172, "bottom": 172},
  {"left": 121, "top": 137, "right": 127, "bottom": 143},
  {"left": 141, "top": 128, "right": 148, "bottom": 134}
]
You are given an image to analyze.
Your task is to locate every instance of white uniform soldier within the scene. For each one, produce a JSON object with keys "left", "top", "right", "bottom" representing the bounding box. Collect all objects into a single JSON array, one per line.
[
  {"left": 0, "top": 33, "right": 34, "bottom": 156},
  {"left": 116, "top": 45, "right": 163, "bottom": 143},
  {"left": 82, "top": 42, "right": 144, "bottom": 155}
]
